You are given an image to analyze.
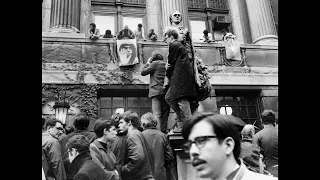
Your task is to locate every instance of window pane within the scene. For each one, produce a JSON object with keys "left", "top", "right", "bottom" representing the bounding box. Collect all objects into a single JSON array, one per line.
[
  {"left": 216, "top": 96, "right": 223, "bottom": 107},
  {"left": 139, "top": 97, "right": 151, "bottom": 107},
  {"left": 247, "top": 97, "right": 256, "bottom": 105},
  {"left": 123, "top": 17, "right": 143, "bottom": 31},
  {"left": 128, "top": 97, "right": 139, "bottom": 107},
  {"left": 94, "top": 15, "right": 115, "bottom": 36},
  {"left": 248, "top": 106, "right": 258, "bottom": 118},
  {"left": 100, "top": 97, "right": 111, "bottom": 108},
  {"left": 238, "top": 106, "right": 248, "bottom": 118},
  {"left": 127, "top": 107, "right": 140, "bottom": 116},
  {"left": 190, "top": 20, "right": 206, "bottom": 42},
  {"left": 113, "top": 97, "right": 124, "bottom": 107},
  {"left": 100, "top": 109, "right": 112, "bottom": 118},
  {"left": 237, "top": 96, "right": 247, "bottom": 106},
  {"left": 224, "top": 96, "right": 236, "bottom": 106},
  {"left": 140, "top": 107, "right": 152, "bottom": 117}
]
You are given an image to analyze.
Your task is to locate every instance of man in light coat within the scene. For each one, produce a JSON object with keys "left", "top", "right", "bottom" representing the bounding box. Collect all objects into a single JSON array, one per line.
[
  {"left": 181, "top": 112, "right": 277, "bottom": 180},
  {"left": 42, "top": 118, "right": 67, "bottom": 180}
]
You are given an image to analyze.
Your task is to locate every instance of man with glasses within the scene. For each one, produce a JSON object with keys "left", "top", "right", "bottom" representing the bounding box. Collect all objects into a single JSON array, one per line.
[
  {"left": 181, "top": 112, "right": 277, "bottom": 180},
  {"left": 42, "top": 118, "right": 67, "bottom": 180}
]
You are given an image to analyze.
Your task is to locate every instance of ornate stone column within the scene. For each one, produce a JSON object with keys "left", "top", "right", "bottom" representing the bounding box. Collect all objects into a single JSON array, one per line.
[
  {"left": 227, "top": 0, "right": 252, "bottom": 44},
  {"left": 42, "top": 0, "right": 52, "bottom": 32},
  {"left": 161, "top": 0, "right": 190, "bottom": 32},
  {"left": 146, "top": 0, "right": 163, "bottom": 39},
  {"left": 50, "top": 0, "right": 81, "bottom": 33},
  {"left": 80, "top": 0, "right": 91, "bottom": 36},
  {"left": 245, "top": 0, "right": 278, "bottom": 45}
]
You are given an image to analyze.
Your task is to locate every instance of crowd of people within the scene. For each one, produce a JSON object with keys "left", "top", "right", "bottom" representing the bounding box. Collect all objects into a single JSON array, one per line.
[
  {"left": 42, "top": 108, "right": 278, "bottom": 180},
  {"left": 43, "top": 9, "right": 278, "bottom": 180}
]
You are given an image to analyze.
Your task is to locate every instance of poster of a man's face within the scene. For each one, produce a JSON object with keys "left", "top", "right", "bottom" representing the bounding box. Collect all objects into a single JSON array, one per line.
[{"left": 117, "top": 39, "right": 139, "bottom": 66}]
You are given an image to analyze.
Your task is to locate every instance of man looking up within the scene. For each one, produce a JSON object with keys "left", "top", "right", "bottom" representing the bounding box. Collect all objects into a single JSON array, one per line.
[
  {"left": 181, "top": 112, "right": 277, "bottom": 180},
  {"left": 42, "top": 118, "right": 67, "bottom": 180}
]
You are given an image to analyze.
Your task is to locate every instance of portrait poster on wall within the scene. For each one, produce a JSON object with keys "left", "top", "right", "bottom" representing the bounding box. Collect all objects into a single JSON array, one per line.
[{"left": 116, "top": 39, "right": 139, "bottom": 66}]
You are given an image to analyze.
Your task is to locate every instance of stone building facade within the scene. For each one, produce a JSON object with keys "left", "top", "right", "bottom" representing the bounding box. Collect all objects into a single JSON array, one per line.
[{"left": 42, "top": 0, "right": 278, "bottom": 179}]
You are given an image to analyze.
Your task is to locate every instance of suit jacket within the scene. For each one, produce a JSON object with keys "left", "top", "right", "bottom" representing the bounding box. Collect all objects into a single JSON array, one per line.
[
  {"left": 142, "top": 128, "right": 174, "bottom": 180},
  {"left": 166, "top": 40, "right": 197, "bottom": 101},
  {"left": 67, "top": 151, "right": 108, "bottom": 180},
  {"left": 141, "top": 60, "right": 166, "bottom": 98},
  {"left": 89, "top": 139, "right": 118, "bottom": 180}
]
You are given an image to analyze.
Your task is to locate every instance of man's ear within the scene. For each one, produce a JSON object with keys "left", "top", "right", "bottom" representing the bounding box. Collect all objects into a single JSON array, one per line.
[{"left": 223, "top": 137, "right": 235, "bottom": 155}]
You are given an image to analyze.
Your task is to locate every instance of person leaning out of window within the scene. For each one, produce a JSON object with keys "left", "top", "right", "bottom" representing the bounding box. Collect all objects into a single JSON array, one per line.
[{"left": 88, "top": 23, "right": 100, "bottom": 40}]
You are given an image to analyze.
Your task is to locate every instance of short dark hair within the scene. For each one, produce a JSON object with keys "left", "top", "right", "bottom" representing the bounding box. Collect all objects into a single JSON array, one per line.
[
  {"left": 73, "top": 114, "right": 90, "bottom": 130},
  {"left": 65, "top": 126, "right": 75, "bottom": 135},
  {"left": 45, "top": 118, "right": 62, "bottom": 129},
  {"left": 66, "top": 135, "right": 89, "bottom": 153},
  {"left": 182, "top": 112, "right": 242, "bottom": 160},
  {"left": 138, "top": 23, "right": 142, "bottom": 28},
  {"left": 203, "top": 30, "right": 209, "bottom": 34},
  {"left": 123, "top": 110, "right": 140, "bottom": 129},
  {"left": 93, "top": 118, "right": 116, "bottom": 138},
  {"left": 89, "top": 23, "right": 96, "bottom": 28},
  {"left": 164, "top": 27, "right": 179, "bottom": 39},
  {"left": 261, "top": 110, "right": 276, "bottom": 125}
]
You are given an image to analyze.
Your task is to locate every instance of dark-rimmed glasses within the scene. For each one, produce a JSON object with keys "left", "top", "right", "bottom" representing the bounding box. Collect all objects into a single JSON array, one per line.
[
  {"left": 182, "top": 135, "right": 217, "bottom": 152},
  {"left": 173, "top": 14, "right": 181, "bottom": 17},
  {"left": 55, "top": 126, "right": 64, "bottom": 131}
]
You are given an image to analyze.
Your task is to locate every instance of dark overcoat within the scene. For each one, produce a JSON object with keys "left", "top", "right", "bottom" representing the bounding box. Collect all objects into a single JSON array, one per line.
[
  {"left": 67, "top": 151, "right": 109, "bottom": 180},
  {"left": 142, "top": 128, "right": 174, "bottom": 180},
  {"left": 165, "top": 39, "right": 197, "bottom": 101}
]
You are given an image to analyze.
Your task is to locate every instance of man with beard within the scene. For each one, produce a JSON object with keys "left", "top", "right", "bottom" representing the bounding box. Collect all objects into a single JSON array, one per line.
[
  {"left": 181, "top": 112, "right": 277, "bottom": 180},
  {"left": 42, "top": 118, "right": 67, "bottom": 180}
]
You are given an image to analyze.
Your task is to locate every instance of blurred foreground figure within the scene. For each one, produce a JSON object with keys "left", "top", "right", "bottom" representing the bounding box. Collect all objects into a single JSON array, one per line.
[{"left": 182, "top": 112, "right": 277, "bottom": 180}]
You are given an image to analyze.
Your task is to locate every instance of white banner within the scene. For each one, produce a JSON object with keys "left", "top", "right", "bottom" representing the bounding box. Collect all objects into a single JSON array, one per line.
[{"left": 117, "top": 39, "right": 139, "bottom": 66}]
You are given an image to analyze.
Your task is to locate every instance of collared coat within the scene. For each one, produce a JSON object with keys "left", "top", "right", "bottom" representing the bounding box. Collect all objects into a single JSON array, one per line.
[
  {"left": 141, "top": 60, "right": 166, "bottom": 98},
  {"left": 121, "top": 129, "right": 154, "bottom": 180},
  {"left": 59, "top": 130, "right": 96, "bottom": 173},
  {"left": 42, "top": 133, "right": 67, "bottom": 180},
  {"left": 230, "top": 159, "right": 277, "bottom": 180},
  {"left": 67, "top": 150, "right": 108, "bottom": 180},
  {"left": 165, "top": 39, "right": 197, "bottom": 101},
  {"left": 142, "top": 128, "right": 174, "bottom": 180},
  {"left": 89, "top": 139, "right": 118, "bottom": 180}
]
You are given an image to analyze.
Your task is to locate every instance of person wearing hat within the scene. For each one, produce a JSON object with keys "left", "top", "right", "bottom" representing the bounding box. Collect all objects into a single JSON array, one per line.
[{"left": 182, "top": 112, "right": 277, "bottom": 180}]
